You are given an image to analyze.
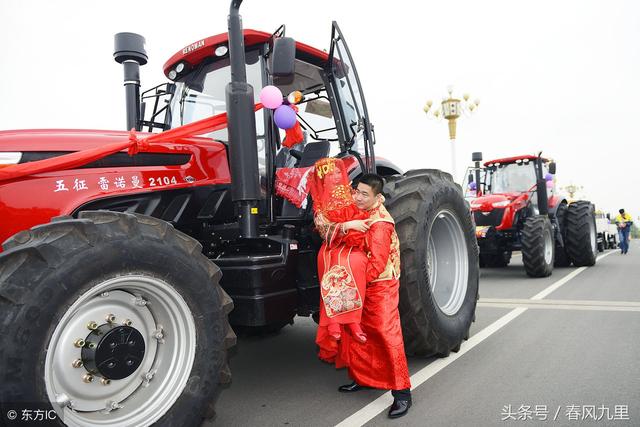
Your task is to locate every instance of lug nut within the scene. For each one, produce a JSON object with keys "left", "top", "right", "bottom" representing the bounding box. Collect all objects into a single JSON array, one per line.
[
  {"left": 82, "top": 374, "right": 94, "bottom": 383},
  {"left": 87, "top": 342, "right": 96, "bottom": 349},
  {"left": 72, "top": 359, "right": 83, "bottom": 368},
  {"left": 122, "top": 319, "right": 132, "bottom": 326},
  {"left": 106, "top": 314, "right": 116, "bottom": 323},
  {"left": 74, "top": 339, "right": 86, "bottom": 348},
  {"left": 100, "top": 378, "right": 111, "bottom": 386},
  {"left": 87, "top": 321, "right": 98, "bottom": 330}
]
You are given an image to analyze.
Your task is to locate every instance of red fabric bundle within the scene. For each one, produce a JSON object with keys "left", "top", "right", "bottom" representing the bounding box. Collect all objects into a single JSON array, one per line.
[
  {"left": 282, "top": 105, "right": 305, "bottom": 148},
  {"left": 275, "top": 166, "right": 313, "bottom": 208},
  {"left": 309, "top": 157, "right": 368, "bottom": 248}
]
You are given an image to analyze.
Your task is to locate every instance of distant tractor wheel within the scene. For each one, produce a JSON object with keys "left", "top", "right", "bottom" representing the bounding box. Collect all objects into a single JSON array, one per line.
[
  {"left": 521, "top": 215, "right": 555, "bottom": 277},
  {"left": 480, "top": 251, "right": 512, "bottom": 268},
  {"left": 385, "top": 169, "right": 479, "bottom": 357},
  {"left": 565, "top": 201, "right": 598, "bottom": 266},
  {"left": 554, "top": 202, "right": 571, "bottom": 267},
  {"left": 0, "top": 211, "right": 235, "bottom": 427},
  {"left": 597, "top": 235, "right": 605, "bottom": 253}
]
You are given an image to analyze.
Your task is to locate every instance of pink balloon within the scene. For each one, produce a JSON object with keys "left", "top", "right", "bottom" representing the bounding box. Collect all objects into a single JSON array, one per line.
[
  {"left": 274, "top": 105, "right": 297, "bottom": 129},
  {"left": 259, "top": 85, "right": 283, "bottom": 109},
  {"left": 546, "top": 180, "right": 554, "bottom": 188}
]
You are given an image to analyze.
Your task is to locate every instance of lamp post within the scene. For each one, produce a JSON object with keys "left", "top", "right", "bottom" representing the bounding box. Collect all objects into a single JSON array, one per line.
[
  {"left": 562, "top": 183, "right": 583, "bottom": 202},
  {"left": 424, "top": 86, "right": 479, "bottom": 179}
]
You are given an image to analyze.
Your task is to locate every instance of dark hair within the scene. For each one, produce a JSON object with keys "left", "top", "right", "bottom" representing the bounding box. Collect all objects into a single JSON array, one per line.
[
  {"left": 619, "top": 208, "right": 625, "bottom": 214},
  {"left": 357, "top": 173, "right": 385, "bottom": 195}
]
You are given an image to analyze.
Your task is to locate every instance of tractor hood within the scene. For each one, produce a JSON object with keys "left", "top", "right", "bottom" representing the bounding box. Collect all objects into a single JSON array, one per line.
[
  {"left": 0, "top": 128, "right": 228, "bottom": 173},
  {"left": 0, "top": 129, "right": 148, "bottom": 152},
  {"left": 0, "top": 129, "right": 224, "bottom": 153},
  {"left": 470, "top": 193, "right": 526, "bottom": 212}
]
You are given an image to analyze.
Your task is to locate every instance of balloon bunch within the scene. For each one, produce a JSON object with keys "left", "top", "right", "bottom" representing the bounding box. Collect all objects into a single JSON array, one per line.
[
  {"left": 544, "top": 173, "right": 554, "bottom": 189},
  {"left": 259, "top": 85, "right": 303, "bottom": 130}
]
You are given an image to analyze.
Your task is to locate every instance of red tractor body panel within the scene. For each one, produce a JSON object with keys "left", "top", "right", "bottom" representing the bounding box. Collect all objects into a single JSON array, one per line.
[{"left": 0, "top": 129, "right": 231, "bottom": 246}]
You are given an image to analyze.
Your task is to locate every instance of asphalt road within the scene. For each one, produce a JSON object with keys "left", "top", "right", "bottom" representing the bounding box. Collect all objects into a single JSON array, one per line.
[{"left": 205, "top": 242, "right": 640, "bottom": 427}]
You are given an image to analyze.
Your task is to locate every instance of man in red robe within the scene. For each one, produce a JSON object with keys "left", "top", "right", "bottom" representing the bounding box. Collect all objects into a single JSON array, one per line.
[{"left": 338, "top": 173, "right": 412, "bottom": 419}]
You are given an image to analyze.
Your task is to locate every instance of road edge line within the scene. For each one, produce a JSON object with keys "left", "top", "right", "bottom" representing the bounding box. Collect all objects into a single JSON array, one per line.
[{"left": 334, "top": 251, "right": 614, "bottom": 426}]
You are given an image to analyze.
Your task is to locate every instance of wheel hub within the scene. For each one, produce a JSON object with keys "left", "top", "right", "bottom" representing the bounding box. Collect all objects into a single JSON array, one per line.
[{"left": 82, "top": 325, "right": 146, "bottom": 380}]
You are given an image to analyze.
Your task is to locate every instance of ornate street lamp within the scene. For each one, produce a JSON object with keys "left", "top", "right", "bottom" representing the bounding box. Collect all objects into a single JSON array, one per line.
[
  {"left": 562, "top": 183, "right": 583, "bottom": 202},
  {"left": 424, "top": 86, "right": 479, "bottom": 179}
]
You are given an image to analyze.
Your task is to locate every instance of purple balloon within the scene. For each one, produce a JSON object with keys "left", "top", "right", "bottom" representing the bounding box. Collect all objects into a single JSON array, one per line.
[
  {"left": 544, "top": 173, "right": 553, "bottom": 181},
  {"left": 259, "top": 85, "right": 283, "bottom": 109},
  {"left": 468, "top": 182, "right": 477, "bottom": 191},
  {"left": 274, "top": 105, "right": 297, "bottom": 129}
]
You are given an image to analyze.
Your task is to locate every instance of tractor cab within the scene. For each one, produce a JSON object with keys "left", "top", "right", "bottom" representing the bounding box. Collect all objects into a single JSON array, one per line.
[
  {"left": 468, "top": 154, "right": 557, "bottom": 231},
  {"left": 139, "top": 25, "right": 380, "bottom": 221}
]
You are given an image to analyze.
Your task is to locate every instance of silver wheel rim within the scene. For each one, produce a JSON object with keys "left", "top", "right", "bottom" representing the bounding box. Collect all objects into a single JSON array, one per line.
[
  {"left": 589, "top": 218, "right": 597, "bottom": 253},
  {"left": 426, "top": 209, "right": 469, "bottom": 316},
  {"left": 44, "top": 275, "right": 196, "bottom": 427},
  {"left": 544, "top": 227, "right": 553, "bottom": 265}
]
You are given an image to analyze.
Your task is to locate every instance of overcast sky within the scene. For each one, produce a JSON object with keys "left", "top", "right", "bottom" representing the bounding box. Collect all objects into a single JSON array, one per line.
[{"left": 1, "top": 0, "right": 638, "bottom": 218}]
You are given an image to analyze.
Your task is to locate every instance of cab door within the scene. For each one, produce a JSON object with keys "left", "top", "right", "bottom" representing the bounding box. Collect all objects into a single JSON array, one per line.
[{"left": 327, "top": 22, "right": 376, "bottom": 173}]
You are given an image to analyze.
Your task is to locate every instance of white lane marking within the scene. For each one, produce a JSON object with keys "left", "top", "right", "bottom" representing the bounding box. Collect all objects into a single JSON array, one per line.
[
  {"left": 479, "top": 301, "right": 640, "bottom": 312},
  {"left": 334, "top": 250, "right": 615, "bottom": 427},
  {"left": 530, "top": 250, "right": 615, "bottom": 300},
  {"left": 480, "top": 298, "right": 640, "bottom": 308}
]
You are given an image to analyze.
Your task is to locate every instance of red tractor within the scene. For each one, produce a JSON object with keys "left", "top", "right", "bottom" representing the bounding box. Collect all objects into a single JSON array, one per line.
[
  {"left": 0, "top": 2, "right": 479, "bottom": 425},
  {"left": 467, "top": 152, "right": 597, "bottom": 277}
]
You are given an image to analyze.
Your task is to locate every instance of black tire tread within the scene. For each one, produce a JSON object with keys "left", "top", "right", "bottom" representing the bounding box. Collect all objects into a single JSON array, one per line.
[
  {"left": 0, "top": 210, "right": 235, "bottom": 425},
  {"left": 565, "top": 201, "right": 597, "bottom": 266},
  {"left": 521, "top": 215, "right": 554, "bottom": 277},
  {"left": 384, "top": 171, "right": 479, "bottom": 357}
]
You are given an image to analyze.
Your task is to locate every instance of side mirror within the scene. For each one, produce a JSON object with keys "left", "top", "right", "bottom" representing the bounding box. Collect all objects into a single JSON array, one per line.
[
  {"left": 548, "top": 162, "right": 556, "bottom": 174},
  {"left": 272, "top": 37, "right": 296, "bottom": 83},
  {"left": 472, "top": 152, "right": 483, "bottom": 162}
]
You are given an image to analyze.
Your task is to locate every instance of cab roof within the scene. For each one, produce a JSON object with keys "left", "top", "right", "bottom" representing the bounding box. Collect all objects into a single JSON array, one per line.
[
  {"left": 484, "top": 154, "right": 549, "bottom": 167},
  {"left": 163, "top": 29, "right": 329, "bottom": 78}
]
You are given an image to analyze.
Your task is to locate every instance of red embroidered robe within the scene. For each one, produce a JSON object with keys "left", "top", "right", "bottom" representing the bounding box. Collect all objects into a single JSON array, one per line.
[
  {"left": 325, "top": 200, "right": 411, "bottom": 391},
  {"left": 309, "top": 158, "right": 369, "bottom": 361}
]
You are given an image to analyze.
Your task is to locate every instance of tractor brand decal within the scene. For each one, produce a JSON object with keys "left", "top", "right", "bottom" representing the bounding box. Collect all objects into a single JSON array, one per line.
[
  {"left": 475, "top": 226, "right": 490, "bottom": 238},
  {"left": 148, "top": 176, "right": 178, "bottom": 187},
  {"left": 52, "top": 175, "right": 145, "bottom": 194},
  {"left": 182, "top": 40, "right": 205, "bottom": 55}
]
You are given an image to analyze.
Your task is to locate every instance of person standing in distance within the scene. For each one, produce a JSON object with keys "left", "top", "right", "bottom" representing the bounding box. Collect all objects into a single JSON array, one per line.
[{"left": 615, "top": 208, "right": 633, "bottom": 254}]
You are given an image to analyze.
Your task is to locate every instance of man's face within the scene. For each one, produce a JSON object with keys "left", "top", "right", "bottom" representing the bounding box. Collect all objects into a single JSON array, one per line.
[{"left": 354, "top": 183, "right": 377, "bottom": 210}]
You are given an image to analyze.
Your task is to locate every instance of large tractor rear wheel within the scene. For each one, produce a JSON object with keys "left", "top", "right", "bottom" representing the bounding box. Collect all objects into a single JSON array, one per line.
[
  {"left": 565, "top": 201, "right": 598, "bottom": 266},
  {"left": 384, "top": 170, "right": 479, "bottom": 357},
  {"left": 521, "top": 215, "right": 555, "bottom": 277},
  {"left": 0, "top": 211, "right": 235, "bottom": 427}
]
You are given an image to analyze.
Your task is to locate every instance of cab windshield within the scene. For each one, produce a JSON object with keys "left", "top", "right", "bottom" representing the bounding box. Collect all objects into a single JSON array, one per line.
[
  {"left": 168, "top": 49, "right": 264, "bottom": 142},
  {"left": 488, "top": 163, "right": 536, "bottom": 193}
]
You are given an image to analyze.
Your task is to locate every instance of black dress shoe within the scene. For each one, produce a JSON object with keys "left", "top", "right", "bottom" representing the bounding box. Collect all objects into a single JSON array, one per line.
[
  {"left": 338, "top": 381, "right": 364, "bottom": 392},
  {"left": 388, "top": 399, "right": 412, "bottom": 418}
]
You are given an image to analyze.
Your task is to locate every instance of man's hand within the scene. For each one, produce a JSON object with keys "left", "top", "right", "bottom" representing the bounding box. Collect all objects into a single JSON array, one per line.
[{"left": 344, "top": 219, "right": 371, "bottom": 233}]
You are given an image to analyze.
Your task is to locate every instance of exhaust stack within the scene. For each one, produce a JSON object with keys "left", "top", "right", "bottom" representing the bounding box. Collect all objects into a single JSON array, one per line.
[
  {"left": 114, "top": 33, "right": 147, "bottom": 131},
  {"left": 226, "top": 0, "right": 261, "bottom": 239}
]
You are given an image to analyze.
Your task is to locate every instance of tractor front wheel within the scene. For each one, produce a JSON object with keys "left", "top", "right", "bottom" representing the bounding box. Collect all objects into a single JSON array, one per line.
[
  {"left": 385, "top": 170, "right": 479, "bottom": 357},
  {"left": 522, "top": 215, "right": 555, "bottom": 277},
  {"left": 0, "top": 211, "right": 235, "bottom": 427}
]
